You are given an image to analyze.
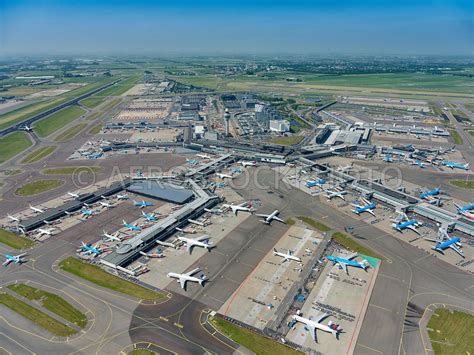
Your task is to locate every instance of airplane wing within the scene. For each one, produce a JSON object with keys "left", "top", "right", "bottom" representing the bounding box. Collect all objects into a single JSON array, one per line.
[
  {"left": 368, "top": 210, "right": 376, "bottom": 217},
  {"left": 179, "top": 277, "right": 186, "bottom": 289},
  {"left": 255, "top": 213, "right": 269, "bottom": 218},
  {"left": 346, "top": 253, "right": 358, "bottom": 260},
  {"left": 449, "top": 244, "right": 465, "bottom": 258},
  {"left": 2, "top": 259, "right": 11, "bottom": 266},
  {"left": 308, "top": 325, "right": 317, "bottom": 342},
  {"left": 272, "top": 216, "right": 285, "bottom": 223},
  {"left": 197, "top": 235, "right": 209, "bottom": 242},
  {"left": 185, "top": 268, "right": 200, "bottom": 276},
  {"left": 340, "top": 263, "right": 348, "bottom": 274},
  {"left": 186, "top": 243, "right": 192, "bottom": 254},
  {"left": 407, "top": 225, "right": 420, "bottom": 234},
  {"left": 316, "top": 313, "right": 330, "bottom": 323},
  {"left": 351, "top": 204, "right": 362, "bottom": 208},
  {"left": 17, "top": 253, "right": 27, "bottom": 258}
]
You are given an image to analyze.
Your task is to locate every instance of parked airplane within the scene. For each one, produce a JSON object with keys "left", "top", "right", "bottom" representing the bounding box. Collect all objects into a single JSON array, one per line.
[
  {"left": 256, "top": 210, "right": 285, "bottom": 224},
  {"left": 175, "top": 227, "right": 196, "bottom": 234},
  {"left": 167, "top": 268, "right": 207, "bottom": 290},
  {"left": 410, "top": 159, "right": 425, "bottom": 168},
  {"left": 80, "top": 242, "right": 101, "bottom": 256},
  {"left": 103, "top": 230, "right": 121, "bottom": 242},
  {"left": 186, "top": 158, "right": 200, "bottom": 165},
  {"left": 29, "top": 205, "right": 45, "bottom": 214},
  {"left": 305, "top": 179, "right": 326, "bottom": 189},
  {"left": 196, "top": 153, "right": 211, "bottom": 159},
  {"left": 392, "top": 212, "right": 421, "bottom": 234},
  {"left": 216, "top": 172, "right": 234, "bottom": 179},
  {"left": 383, "top": 153, "right": 392, "bottom": 162},
  {"left": 123, "top": 220, "right": 142, "bottom": 231},
  {"left": 222, "top": 202, "right": 254, "bottom": 215},
  {"left": 139, "top": 249, "right": 163, "bottom": 259},
  {"left": 133, "top": 200, "right": 154, "bottom": 208},
  {"left": 292, "top": 311, "right": 342, "bottom": 342},
  {"left": 142, "top": 211, "right": 158, "bottom": 221},
  {"left": 351, "top": 199, "right": 376, "bottom": 217},
  {"left": 327, "top": 254, "right": 369, "bottom": 274},
  {"left": 441, "top": 161, "right": 470, "bottom": 170},
  {"left": 454, "top": 203, "right": 474, "bottom": 217},
  {"left": 419, "top": 187, "right": 441, "bottom": 202},
  {"left": 241, "top": 160, "right": 258, "bottom": 167},
  {"left": 425, "top": 228, "right": 464, "bottom": 258},
  {"left": 99, "top": 201, "right": 114, "bottom": 208},
  {"left": 37, "top": 228, "right": 54, "bottom": 236},
  {"left": 325, "top": 189, "right": 347, "bottom": 201},
  {"left": 273, "top": 248, "right": 301, "bottom": 263},
  {"left": 116, "top": 194, "right": 129, "bottom": 200},
  {"left": 19, "top": 125, "right": 32, "bottom": 132},
  {"left": 81, "top": 208, "right": 93, "bottom": 217},
  {"left": 3, "top": 253, "right": 27, "bottom": 266},
  {"left": 178, "top": 235, "right": 213, "bottom": 254},
  {"left": 7, "top": 214, "right": 20, "bottom": 222},
  {"left": 67, "top": 191, "right": 80, "bottom": 199}
]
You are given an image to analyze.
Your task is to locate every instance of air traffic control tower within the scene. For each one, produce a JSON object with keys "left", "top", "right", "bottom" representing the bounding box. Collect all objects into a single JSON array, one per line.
[{"left": 224, "top": 108, "right": 230, "bottom": 136}]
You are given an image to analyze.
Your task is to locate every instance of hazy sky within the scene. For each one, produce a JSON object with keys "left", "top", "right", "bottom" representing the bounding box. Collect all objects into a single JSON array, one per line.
[{"left": 1, "top": 0, "right": 473, "bottom": 56}]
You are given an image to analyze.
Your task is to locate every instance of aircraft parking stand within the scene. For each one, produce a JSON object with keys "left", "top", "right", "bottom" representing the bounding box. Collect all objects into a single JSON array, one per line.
[
  {"left": 218, "top": 225, "right": 324, "bottom": 330},
  {"left": 285, "top": 249, "right": 380, "bottom": 355},
  {"left": 137, "top": 206, "right": 252, "bottom": 291}
]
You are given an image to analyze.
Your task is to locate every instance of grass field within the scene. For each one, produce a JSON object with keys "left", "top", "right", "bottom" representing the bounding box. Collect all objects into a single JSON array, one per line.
[
  {"left": 8, "top": 283, "right": 87, "bottom": 328},
  {"left": 54, "top": 123, "right": 87, "bottom": 142},
  {"left": 86, "top": 111, "right": 103, "bottom": 121},
  {"left": 101, "top": 98, "right": 121, "bottom": 111},
  {"left": 176, "top": 72, "right": 474, "bottom": 97},
  {"left": 0, "top": 132, "right": 32, "bottom": 164},
  {"left": 448, "top": 129, "right": 463, "bottom": 145},
  {"left": 450, "top": 180, "right": 474, "bottom": 189},
  {"left": 43, "top": 166, "right": 100, "bottom": 174},
  {"left": 0, "top": 229, "right": 34, "bottom": 249},
  {"left": 80, "top": 96, "right": 106, "bottom": 109},
  {"left": 20, "top": 145, "right": 56, "bottom": 164},
  {"left": 59, "top": 257, "right": 165, "bottom": 301},
  {"left": 0, "top": 77, "right": 115, "bottom": 131},
  {"left": 88, "top": 124, "right": 103, "bottom": 135},
  {"left": 266, "top": 136, "right": 304, "bottom": 145},
  {"left": 210, "top": 316, "right": 301, "bottom": 355},
  {"left": 427, "top": 308, "right": 474, "bottom": 355},
  {"left": 331, "top": 232, "right": 381, "bottom": 259},
  {"left": 0, "top": 293, "right": 77, "bottom": 336},
  {"left": 4, "top": 169, "right": 22, "bottom": 176},
  {"left": 34, "top": 106, "right": 86, "bottom": 137},
  {"left": 285, "top": 218, "right": 296, "bottom": 225},
  {"left": 95, "top": 76, "right": 140, "bottom": 97},
  {"left": 16, "top": 179, "right": 63, "bottom": 196},
  {"left": 469, "top": 130, "right": 474, "bottom": 137},
  {"left": 130, "top": 350, "right": 156, "bottom": 355},
  {"left": 465, "top": 103, "right": 474, "bottom": 113},
  {"left": 297, "top": 216, "right": 331, "bottom": 232}
]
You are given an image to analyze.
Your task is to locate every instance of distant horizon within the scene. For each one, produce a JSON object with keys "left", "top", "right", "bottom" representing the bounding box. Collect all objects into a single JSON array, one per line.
[{"left": 1, "top": 0, "right": 473, "bottom": 56}]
